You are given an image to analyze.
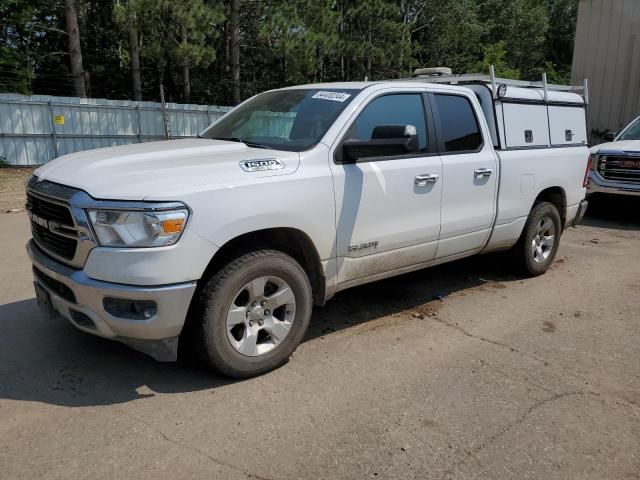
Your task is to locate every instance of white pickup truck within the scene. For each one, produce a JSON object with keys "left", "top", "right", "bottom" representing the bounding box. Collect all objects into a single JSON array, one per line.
[
  {"left": 588, "top": 115, "right": 640, "bottom": 197},
  {"left": 26, "top": 72, "right": 590, "bottom": 377}
]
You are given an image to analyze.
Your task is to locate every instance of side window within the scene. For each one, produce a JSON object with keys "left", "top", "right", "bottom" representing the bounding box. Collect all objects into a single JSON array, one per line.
[
  {"left": 433, "top": 94, "right": 482, "bottom": 152},
  {"left": 347, "top": 94, "right": 428, "bottom": 153}
]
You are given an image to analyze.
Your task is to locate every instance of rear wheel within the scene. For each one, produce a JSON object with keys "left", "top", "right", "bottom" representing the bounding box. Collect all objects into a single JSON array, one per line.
[
  {"left": 195, "top": 250, "right": 312, "bottom": 378},
  {"left": 513, "top": 202, "right": 562, "bottom": 276}
]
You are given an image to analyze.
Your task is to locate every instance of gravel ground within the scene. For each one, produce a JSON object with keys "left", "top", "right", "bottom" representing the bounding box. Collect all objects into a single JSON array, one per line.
[
  {"left": 0, "top": 174, "right": 638, "bottom": 479},
  {"left": 0, "top": 168, "right": 33, "bottom": 213}
]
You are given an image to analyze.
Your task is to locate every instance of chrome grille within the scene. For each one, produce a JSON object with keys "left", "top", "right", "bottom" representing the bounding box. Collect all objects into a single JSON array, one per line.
[
  {"left": 27, "top": 193, "right": 78, "bottom": 260},
  {"left": 26, "top": 179, "right": 97, "bottom": 268},
  {"left": 27, "top": 192, "right": 74, "bottom": 224},
  {"left": 31, "top": 222, "right": 77, "bottom": 260},
  {"left": 598, "top": 154, "right": 640, "bottom": 184}
]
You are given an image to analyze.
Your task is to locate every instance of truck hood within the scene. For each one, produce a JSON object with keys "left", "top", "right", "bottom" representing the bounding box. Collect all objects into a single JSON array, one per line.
[
  {"left": 590, "top": 140, "right": 640, "bottom": 154},
  {"left": 33, "top": 139, "right": 300, "bottom": 201}
]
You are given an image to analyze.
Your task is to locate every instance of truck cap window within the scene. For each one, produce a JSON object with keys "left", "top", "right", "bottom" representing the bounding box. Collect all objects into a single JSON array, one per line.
[
  {"left": 200, "top": 89, "right": 359, "bottom": 152},
  {"left": 618, "top": 117, "right": 640, "bottom": 141},
  {"left": 346, "top": 94, "right": 428, "bottom": 153},
  {"left": 433, "top": 94, "right": 482, "bottom": 152}
]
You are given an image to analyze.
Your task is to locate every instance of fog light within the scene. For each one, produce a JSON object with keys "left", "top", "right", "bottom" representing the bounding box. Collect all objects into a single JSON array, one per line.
[
  {"left": 70, "top": 309, "right": 97, "bottom": 329},
  {"left": 103, "top": 298, "right": 158, "bottom": 320}
]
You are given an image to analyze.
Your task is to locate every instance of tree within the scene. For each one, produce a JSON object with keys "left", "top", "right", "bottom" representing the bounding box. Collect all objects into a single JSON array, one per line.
[
  {"left": 230, "top": 0, "right": 241, "bottom": 104},
  {"left": 164, "top": 0, "right": 223, "bottom": 102},
  {"left": 472, "top": 41, "right": 521, "bottom": 79},
  {"left": 477, "top": 0, "right": 549, "bottom": 79},
  {"left": 64, "top": 0, "right": 86, "bottom": 97},
  {"left": 0, "top": 0, "right": 581, "bottom": 103},
  {"left": 259, "top": 0, "right": 338, "bottom": 85},
  {"left": 0, "top": 0, "right": 46, "bottom": 94},
  {"left": 411, "top": 0, "right": 484, "bottom": 75},
  {"left": 340, "top": 0, "right": 410, "bottom": 80},
  {"left": 540, "top": 0, "right": 578, "bottom": 84},
  {"left": 114, "top": 0, "right": 145, "bottom": 100}
]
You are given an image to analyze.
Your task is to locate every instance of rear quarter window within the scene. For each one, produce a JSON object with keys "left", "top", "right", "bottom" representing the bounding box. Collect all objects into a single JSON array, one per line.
[{"left": 433, "top": 94, "right": 483, "bottom": 152}]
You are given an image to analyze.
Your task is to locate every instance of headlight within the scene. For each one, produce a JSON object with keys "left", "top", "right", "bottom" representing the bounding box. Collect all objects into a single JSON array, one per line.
[{"left": 87, "top": 208, "right": 188, "bottom": 247}]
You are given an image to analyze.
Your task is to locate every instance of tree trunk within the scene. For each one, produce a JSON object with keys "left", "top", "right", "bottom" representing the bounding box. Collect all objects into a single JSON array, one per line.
[
  {"left": 230, "top": 0, "right": 241, "bottom": 105},
  {"left": 182, "top": 62, "right": 191, "bottom": 102},
  {"left": 181, "top": 24, "right": 190, "bottom": 102},
  {"left": 64, "top": 0, "right": 86, "bottom": 97},
  {"left": 129, "top": 24, "right": 142, "bottom": 101},
  {"left": 366, "top": 14, "right": 372, "bottom": 80},
  {"left": 225, "top": 20, "right": 230, "bottom": 72},
  {"left": 339, "top": 6, "right": 345, "bottom": 81},
  {"left": 399, "top": 0, "right": 407, "bottom": 76}
]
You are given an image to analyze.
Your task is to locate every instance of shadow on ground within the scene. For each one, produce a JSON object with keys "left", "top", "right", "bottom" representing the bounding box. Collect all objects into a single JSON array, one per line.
[
  {"left": 0, "top": 253, "right": 519, "bottom": 409},
  {"left": 581, "top": 194, "right": 640, "bottom": 230},
  {"left": 1, "top": 194, "right": 637, "bottom": 409}
]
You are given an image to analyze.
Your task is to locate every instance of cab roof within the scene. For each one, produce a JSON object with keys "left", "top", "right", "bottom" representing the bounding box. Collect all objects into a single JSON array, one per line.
[
  {"left": 280, "top": 80, "right": 476, "bottom": 95},
  {"left": 280, "top": 79, "right": 585, "bottom": 104}
]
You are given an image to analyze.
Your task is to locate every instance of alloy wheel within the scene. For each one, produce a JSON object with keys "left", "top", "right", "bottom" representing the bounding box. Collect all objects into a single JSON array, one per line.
[{"left": 226, "top": 276, "right": 296, "bottom": 357}]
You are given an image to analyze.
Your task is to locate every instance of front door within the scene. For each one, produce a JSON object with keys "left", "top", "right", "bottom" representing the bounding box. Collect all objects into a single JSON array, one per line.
[{"left": 329, "top": 90, "right": 443, "bottom": 285}]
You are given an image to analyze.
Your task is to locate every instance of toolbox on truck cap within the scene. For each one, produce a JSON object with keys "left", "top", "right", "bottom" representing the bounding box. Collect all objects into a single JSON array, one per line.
[{"left": 410, "top": 66, "right": 589, "bottom": 151}]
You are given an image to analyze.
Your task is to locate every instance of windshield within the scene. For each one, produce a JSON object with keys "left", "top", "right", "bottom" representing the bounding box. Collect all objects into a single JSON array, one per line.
[
  {"left": 200, "top": 88, "right": 359, "bottom": 152},
  {"left": 618, "top": 117, "right": 640, "bottom": 141}
]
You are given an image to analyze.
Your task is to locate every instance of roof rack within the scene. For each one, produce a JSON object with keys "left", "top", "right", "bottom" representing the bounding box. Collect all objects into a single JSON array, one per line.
[{"left": 410, "top": 65, "right": 589, "bottom": 104}]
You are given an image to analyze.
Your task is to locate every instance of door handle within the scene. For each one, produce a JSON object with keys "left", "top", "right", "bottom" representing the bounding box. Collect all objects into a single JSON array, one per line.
[
  {"left": 474, "top": 168, "right": 494, "bottom": 178},
  {"left": 414, "top": 174, "right": 439, "bottom": 186}
]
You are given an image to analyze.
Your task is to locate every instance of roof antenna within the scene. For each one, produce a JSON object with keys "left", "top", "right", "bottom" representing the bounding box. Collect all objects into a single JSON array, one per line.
[{"left": 489, "top": 65, "right": 496, "bottom": 99}]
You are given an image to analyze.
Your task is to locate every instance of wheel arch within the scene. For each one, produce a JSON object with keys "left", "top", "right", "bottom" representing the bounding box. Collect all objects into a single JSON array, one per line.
[
  {"left": 533, "top": 186, "right": 567, "bottom": 229},
  {"left": 199, "top": 227, "right": 327, "bottom": 306}
]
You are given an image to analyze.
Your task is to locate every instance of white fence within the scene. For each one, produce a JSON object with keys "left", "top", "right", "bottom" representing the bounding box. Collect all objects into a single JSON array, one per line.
[{"left": 0, "top": 93, "right": 232, "bottom": 166}]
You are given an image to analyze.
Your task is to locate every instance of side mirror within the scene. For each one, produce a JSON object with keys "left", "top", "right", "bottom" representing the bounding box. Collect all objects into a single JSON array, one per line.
[
  {"left": 603, "top": 132, "right": 617, "bottom": 142},
  {"left": 341, "top": 124, "right": 419, "bottom": 162}
]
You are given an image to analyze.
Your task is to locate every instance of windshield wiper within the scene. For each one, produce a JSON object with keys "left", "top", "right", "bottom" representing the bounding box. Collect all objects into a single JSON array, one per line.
[{"left": 207, "top": 136, "right": 270, "bottom": 149}]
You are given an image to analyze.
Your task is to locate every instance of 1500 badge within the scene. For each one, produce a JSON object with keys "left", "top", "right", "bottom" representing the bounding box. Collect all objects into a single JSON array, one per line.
[{"left": 240, "top": 158, "right": 284, "bottom": 172}]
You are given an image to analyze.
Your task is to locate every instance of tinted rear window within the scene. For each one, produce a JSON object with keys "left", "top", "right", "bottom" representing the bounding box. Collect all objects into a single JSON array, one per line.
[{"left": 433, "top": 94, "right": 482, "bottom": 152}]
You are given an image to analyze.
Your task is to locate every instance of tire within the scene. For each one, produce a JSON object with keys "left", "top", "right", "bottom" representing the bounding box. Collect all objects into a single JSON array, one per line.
[
  {"left": 513, "top": 202, "right": 562, "bottom": 277},
  {"left": 194, "top": 250, "right": 312, "bottom": 378}
]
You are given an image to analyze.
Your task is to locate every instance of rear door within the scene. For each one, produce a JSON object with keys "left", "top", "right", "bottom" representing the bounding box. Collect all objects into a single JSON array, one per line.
[
  {"left": 329, "top": 89, "right": 443, "bottom": 285},
  {"left": 430, "top": 92, "right": 499, "bottom": 258}
]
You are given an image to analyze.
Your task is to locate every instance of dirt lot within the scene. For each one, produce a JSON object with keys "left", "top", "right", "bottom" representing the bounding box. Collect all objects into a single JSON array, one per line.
[
  {"left": 0, "top": 167, "right": 34, "bottom": 213},
  {"left": 0, "top": 167, "right": 639, "bottom": 479}
]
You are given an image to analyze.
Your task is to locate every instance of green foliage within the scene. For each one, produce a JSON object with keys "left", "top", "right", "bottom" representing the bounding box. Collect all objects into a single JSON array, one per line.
[
  {"left": 163, "top": 0, "right": 224, "bottom": 69},
  {"left": 531, "top": 61, "right": 571, "bottom": 84},
  {"left": 412, "top": 0, "right": 484, "bottom": 75},
  {"left": 0, "top": 0, "right": 579, "bottom": 104},
  {"left": 472, "top": 41, "right": 521, "bottom": 79},
  {"left": 477, "top": 0, "right": 549, "bottom": 78}
]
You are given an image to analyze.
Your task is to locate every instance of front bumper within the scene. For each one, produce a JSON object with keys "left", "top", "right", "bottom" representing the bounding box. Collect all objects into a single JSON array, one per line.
[
  {"left": 27, "top": 240, "right": 197, "bottom": 361},
  {"left": 587, "top": 171, "right": 640, "bottom": 197}
]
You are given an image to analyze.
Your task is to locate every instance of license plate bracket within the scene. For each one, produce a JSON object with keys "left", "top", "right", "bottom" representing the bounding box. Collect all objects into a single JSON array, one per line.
[{"left": 34, "top": 282, "right": 57, "bottom": 318}]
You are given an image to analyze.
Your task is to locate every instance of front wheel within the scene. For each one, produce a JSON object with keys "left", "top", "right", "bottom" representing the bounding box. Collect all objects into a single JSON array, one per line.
[
  {"left": 513, "top": 202, "right": 562, "bottom": 276},
  {"left": 194, "top": 250, "right": 312, "bottom": 378}
]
